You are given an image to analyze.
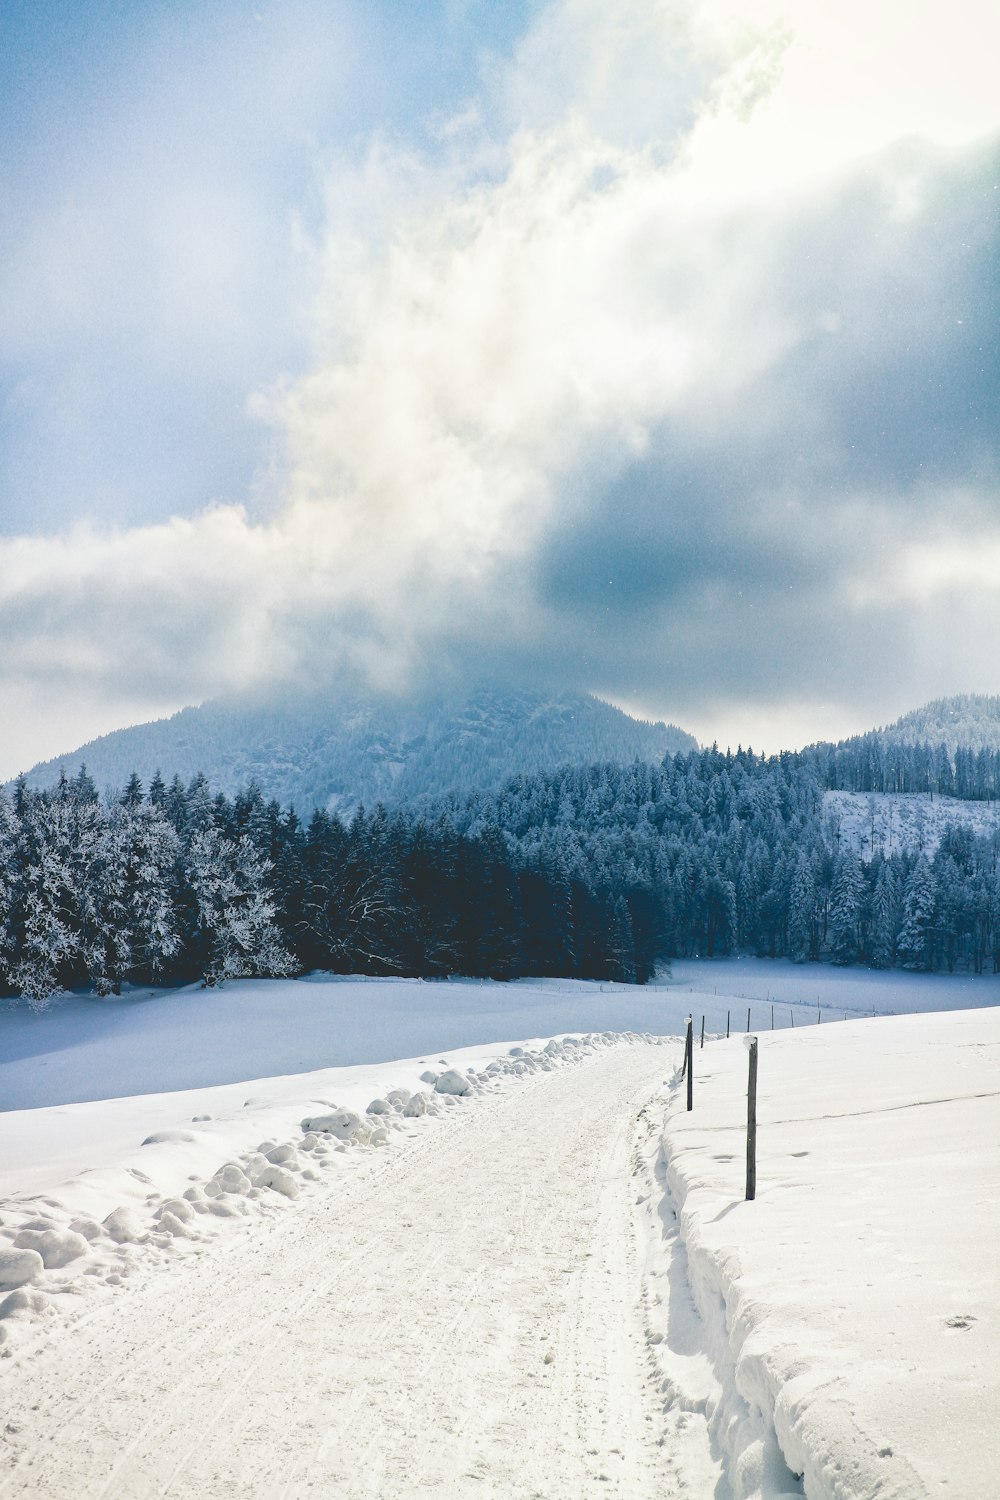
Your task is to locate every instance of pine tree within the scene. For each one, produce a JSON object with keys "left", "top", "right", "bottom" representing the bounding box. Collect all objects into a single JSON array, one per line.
[
  {"left": 869, "top": 860, "right": 901, "bottom": 969},
  {"left": 827, "top": 852, "right": 866, "bottom": 965},
  {"left": 608, "top": 895, "right": 636, "bottom": 983},
  {"left": 9, "top": 789, "right": 81, "bottom": 1007},
  {"left": 186, "top": 828, "right": 294, "bottom": 985},
  {"left": 787, "top": 853, "right": 816, "bottom": 963},
  {"left": 0, "top": 789, "right": 19, "bottom": 988},
  {"left": 897, "top": 856, "right": 937, "bottom": 971},
  {"left": 120, "top": 772, "right": 144, "bottom": 809},
  {"left": 114, "top": 802, "right": 181, "bottom": 984}
]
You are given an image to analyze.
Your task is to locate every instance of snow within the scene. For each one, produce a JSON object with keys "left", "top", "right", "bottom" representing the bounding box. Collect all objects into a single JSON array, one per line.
[
  {"left": 0, "top": 1001, "right": 669, "bottom": 1355},
  {"left": 1, "top": 970, "right": 998, "bottom": 1496},
  {"left": 658, "top": 1005, "right": 1000, "bottom": 1498},
  {"left": 823, "top": 788, "right": 1000, "bottom": 861},
  {"left": 670, "top": 954, "right": 1000, "bottom": 1019},
  {"left": 0, "top": 1029, "right": 685, "bottom": 1499},
  {"left": 7, "top": 965, "right": 998, "bottom": 1116},
  {"left": 0, "top": 972, "right": 710, "bottom": 1110}
]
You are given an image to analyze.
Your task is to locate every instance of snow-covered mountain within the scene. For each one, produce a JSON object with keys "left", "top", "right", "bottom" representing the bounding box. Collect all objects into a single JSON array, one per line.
[
  {"left": 13, "top": 684, "right": 697, "bottom": 811},
  {"left": 875, "top": 693, "right": 1000, "bottom": 753}
]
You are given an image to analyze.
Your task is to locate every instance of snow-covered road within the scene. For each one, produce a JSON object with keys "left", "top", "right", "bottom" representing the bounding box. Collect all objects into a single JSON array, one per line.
[{"left": 1, "top": 1043, "right": 719, "bottom": 1500}]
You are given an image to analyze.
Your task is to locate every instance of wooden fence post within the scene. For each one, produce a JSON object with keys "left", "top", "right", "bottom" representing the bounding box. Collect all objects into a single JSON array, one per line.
[
  {"left": 685, "top": 1016, "right": 693, "bottom": 1111},
  {"left": 745, "top": 1034, "right": 758, "bottom": 1201}
]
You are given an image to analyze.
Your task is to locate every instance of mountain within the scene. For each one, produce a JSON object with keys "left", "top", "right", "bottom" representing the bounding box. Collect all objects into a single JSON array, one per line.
[
  {"left": 14, "top": 684, "right": 697, "bottom": 812},
  {"left": 876, "top": 694, "right": 1000, "bottom": 754}
]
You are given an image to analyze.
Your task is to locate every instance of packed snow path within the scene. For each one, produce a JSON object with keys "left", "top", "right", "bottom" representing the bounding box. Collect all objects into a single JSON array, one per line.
[{"left": 1, "top": 1044, "right": 712, "bottom": 1500}]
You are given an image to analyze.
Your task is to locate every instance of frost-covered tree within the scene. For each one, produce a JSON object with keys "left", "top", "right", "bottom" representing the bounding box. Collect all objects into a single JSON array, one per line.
[
  {"left": 110, "top": 802, "right": 181, "bottom": 987},
  {"left": 0, "top": 789, "right": 19, "bottom": 982},
  {"left": 869, "top": 860, "right": 901, "bottom": 969},
  {"left": 186, "top": 827, "right": 294, "bottom": 985},
  {"left": 9, "top": 784, "right": 81, "bottom": 1008},
  {"left": 897, "top": 856, "right": 937, "bottom": 971},
  {"left": 827, "top": 852, "right": 866, "bottom": 965},
  {"left": 787, "top": 853, "right": 817, "bottom": 963}
]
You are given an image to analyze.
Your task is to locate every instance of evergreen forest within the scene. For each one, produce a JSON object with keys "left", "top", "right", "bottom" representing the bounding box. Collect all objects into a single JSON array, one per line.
[{"left": 5, "top": 733, "right": 1000, "bottom": 1008}]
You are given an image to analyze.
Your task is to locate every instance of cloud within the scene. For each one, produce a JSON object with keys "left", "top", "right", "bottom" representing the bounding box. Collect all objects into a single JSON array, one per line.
[{"left": 1, "top": 0, "right": 999, "bottom": 775}]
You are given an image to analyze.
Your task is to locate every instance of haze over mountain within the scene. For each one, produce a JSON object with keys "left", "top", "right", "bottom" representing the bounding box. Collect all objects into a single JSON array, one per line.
[{"left": 15, "top": 685, "right": 696, "bottom": 814}]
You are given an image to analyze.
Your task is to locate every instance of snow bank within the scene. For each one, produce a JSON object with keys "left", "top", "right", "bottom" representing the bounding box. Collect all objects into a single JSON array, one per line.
[
  {"left": 0, "top": 1028, "right": 664, "bottom": 1353},
  {"left": 659, "top": 1007, "right": 1000, "bottom": 1499}
]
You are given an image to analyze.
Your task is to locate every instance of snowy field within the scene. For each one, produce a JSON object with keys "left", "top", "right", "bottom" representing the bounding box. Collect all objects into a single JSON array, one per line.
[
  {"left": 823, "top": 788, "right": 1000, "bottom": 860},
  {"left": 1, "top": 973, "right": 699, "bottom": 1110},
  {"left": 660, "top": 1006, "right": 1000, "bottom": 1499},
  {"left": 669, "top": 955, "right": 1000, "bottom": 1019},
  {"left": 2, "top": 971, "right": 998, "bottom": 1497},
  {"left": 6, "top": 961, "right": 999, "bottom": 1115}
]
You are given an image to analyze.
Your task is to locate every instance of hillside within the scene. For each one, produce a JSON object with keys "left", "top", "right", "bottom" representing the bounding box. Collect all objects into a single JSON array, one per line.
[
  {"left": 878, "top": 693, "right": 1000, "bottom": 753},
  {"left": 13, "top": 684, "right": 696, "bottom": 812},
  {"left": 824, "top": 788, "right": 1000, "bottom": 861}
]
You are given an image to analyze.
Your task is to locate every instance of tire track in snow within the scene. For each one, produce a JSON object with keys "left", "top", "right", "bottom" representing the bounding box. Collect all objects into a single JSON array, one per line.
[
  {"left": 1, "top": 1077, "right": 535, "bottom": 1495},
  {"left": 2, "top": 1042, "right": 706, "bottom": 1499}
]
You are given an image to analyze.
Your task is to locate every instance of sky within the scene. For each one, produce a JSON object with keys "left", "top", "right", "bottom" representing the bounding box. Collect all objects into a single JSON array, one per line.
[{"left": 1, "top": 0, "right": 998, "bottom": 778}]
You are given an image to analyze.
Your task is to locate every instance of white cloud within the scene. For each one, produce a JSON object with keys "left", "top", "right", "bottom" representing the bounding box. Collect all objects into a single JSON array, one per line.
[{"left": 2, "top": 0, "right": 999, "bottom": 777}]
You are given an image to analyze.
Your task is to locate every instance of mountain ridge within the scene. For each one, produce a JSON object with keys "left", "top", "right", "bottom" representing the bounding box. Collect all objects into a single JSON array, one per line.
[{"left": 12, "top": 684, "right": 697, "bottom": 812}]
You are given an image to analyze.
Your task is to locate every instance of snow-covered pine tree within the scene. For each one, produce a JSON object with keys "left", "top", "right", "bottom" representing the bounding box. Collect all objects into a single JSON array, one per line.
[
  {"left": 120, "top": 771, "right": 144, "bottom": 808},
  {"left": 827, "top": 851, "right": 866, "bottom": 964},
  {"left": 608, "top": 894, "right": 636, "bottom": 983},
  {"left": 9, "top": 784, "right": 81, "bottom": 1008},
  {"left": 186, "top": 827, "right": 294, "bottom": 985},
  {"left": 0, "top": 788, "right": 19, "bottom": 985},
  {"left": 112, "top": 801, "right": 181, "bottom": 985},
  {"left": 787, "top": 853, "right": 817, "bottom": 963},
  {"left": 896, "top": 855, "right": 937, "bottom": 971},
  {"left": 869, "top": 859, "right": 901, "bottom": 969}
]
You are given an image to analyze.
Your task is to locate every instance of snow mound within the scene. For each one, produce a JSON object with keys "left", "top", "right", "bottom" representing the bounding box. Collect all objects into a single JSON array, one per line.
[
  {"left": 0, "top": 1247, "right": 44, "bottom": 1290},
  {"left": 433, "top": 1069, "right": 471, "bottom": 1097},
  {"left": 102, "top": 1207, "right": 147, "bottom": 1244},
  {"left": 12, "top": 1227, "right": 89, "bottom": 1269},
  {"left": 300, "top": 1108, "right": 362, "bottom": 1140}
]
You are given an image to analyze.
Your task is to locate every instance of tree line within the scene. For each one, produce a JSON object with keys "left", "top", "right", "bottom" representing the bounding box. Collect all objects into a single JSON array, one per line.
[
  {"left": 439, "top": 748, "right": 1000, "bottom": 975},
  {"left": 804, "top": 734, "right": 1000, "bottom": 800},
  {"left": 0, "top": 767, "right": 656, "bottom": 1008},
  {"left": 5, "top": 742, "right": 1000, "bottom": 1008}
]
